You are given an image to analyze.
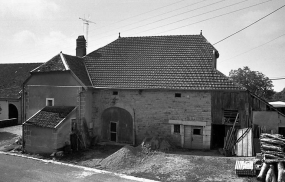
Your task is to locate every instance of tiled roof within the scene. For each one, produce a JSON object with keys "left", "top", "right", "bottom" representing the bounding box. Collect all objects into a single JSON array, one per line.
[
  {"left": 25, "top": 106, "right": 76, "bottom": 128},
  {"left": 0, "top": 63, "right": 42, "bottom": 99},
  {"left": 64, "top": 54, "right": 92, "bottom": 86},
  {"left": 85, "top": 35, "right": 245, "bottom": 91},
  {"left": 31, "top": 53, "right": 91, "bottom": 86},
  {"left": 31, "top": 54, "right": 66, "bottom": 72}
]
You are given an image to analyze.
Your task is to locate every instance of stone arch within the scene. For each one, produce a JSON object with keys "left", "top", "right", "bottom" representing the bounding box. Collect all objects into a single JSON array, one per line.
[
  {"left": 101, "top": 107, "right": 133, "bottom": 144},
  {"left": 9, "top": 103, "right": 18, "bottom": 124}
]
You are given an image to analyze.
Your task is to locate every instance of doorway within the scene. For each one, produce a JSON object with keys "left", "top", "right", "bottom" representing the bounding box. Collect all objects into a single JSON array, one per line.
[
  {"left": 101, "top": 107, "right": 133, "bottom": 144},
  {"left": 110, "top": 122, "right": 117, "bottom": 142},
  {"left": 184, "top": 125, "right": 203, "bottom": 149},
  {"left": 211, "top": 124, "right": 225, "bottom": 149},
  {"left": 8, "top": 104, "right": 18, "bottom": 124}
]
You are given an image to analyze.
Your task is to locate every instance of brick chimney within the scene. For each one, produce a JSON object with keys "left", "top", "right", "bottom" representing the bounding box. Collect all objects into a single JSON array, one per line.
[
  {"left": 212, "top": 50, "right": 219, "bottom": 69},
  {"left": 76, "top": 35, "right": 86, "bottom": 57}
]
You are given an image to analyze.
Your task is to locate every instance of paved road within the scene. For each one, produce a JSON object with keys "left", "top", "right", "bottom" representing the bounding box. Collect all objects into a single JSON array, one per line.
[{"left": 0, "top": 153, "right": 154, "bottom": 182}]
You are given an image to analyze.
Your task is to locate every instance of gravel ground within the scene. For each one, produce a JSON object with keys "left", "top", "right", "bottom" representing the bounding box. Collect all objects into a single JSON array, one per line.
[
  {"left": 0, "top": 125, "right": 22, "bottom": 151},
  {"left": 59, "top": 145, "right": 259, "bottom": 182},
  {"left": 0, "top": 126, "right": 259, "bottom": 182}
]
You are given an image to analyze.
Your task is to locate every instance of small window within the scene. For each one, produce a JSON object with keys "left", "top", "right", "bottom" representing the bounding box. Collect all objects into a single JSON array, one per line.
[
  {"left": 193, "top": 128, "right": 202, "bottom": 135},
  {"left": 46, "top": 98, "right": 54, "bottom": 106},
  {"left": 113, "top": 91, "right": 118, "bottom": 95},
  {"left": 71, "top": 119, "right": 77, "bottom": 132},
  {"left": 223, "top": 109, "right": 239, "bottom": 123},
  {"left": 174, "top": 124, "right": 180, "bottom": 133},
  {"left": 175, "top": 93, "right": 181, "bottom": 97}
]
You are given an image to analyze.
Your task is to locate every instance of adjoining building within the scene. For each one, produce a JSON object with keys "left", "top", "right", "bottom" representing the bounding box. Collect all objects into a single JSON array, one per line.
[{"left": 0, "top": 63, "right": 42, "bottom": 127}]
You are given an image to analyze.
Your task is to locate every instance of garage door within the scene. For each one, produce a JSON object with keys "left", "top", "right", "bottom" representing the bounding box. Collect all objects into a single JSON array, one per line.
[{"left": 184, "top": 126, "right": 203, "bottom": 149}]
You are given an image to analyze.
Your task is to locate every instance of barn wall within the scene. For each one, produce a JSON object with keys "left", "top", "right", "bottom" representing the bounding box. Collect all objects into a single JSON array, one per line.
[
  {"left": 211, "top": 91, "right": 269, "bottom": 128},
  {"left": 92, "top": 89, "right": 212, "bottom": 149}
]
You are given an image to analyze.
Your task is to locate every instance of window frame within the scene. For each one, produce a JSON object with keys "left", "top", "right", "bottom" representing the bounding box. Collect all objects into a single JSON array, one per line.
[
  {"left": 113, "top": 91, "right": 118, "bottom": 95},
  {"left": 46, "top": 98, "right": 54, "bottom": 106},
  {"left": 193, "top": 128, "right": 202, "bottom": 135},
  {"left": 174, "top": 124, "right": 180, "bottom": 133},
  {"left": 175, "top": 93, "right": 181, "bottom": 98}
]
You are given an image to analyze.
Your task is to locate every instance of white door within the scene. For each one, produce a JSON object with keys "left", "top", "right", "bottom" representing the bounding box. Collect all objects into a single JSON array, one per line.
[{"left": 184, "top": 126, "right": 203, "bottom": 149}]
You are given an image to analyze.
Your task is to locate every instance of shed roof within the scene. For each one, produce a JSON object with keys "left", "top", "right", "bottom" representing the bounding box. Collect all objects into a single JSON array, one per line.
[{"left": 25, "top": 106, "right": 76, "bottom": 128}]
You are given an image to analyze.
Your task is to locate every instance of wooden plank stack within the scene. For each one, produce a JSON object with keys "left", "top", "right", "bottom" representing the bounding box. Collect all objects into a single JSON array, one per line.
[
  {"left": 257, "top": 133, "right": 285, "bottom": 182},
  {"left": 224, "top": 127, "right": 238, "bottom": 156}
]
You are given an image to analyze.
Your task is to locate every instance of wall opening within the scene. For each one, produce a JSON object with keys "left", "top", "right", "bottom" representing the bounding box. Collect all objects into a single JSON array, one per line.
[
  {"left": 101, "top": 107, "right": 133, "bottom": 144},
  {"left": 110, "top": 122, "right": 117, "bottom": 142},
  {"left": 211, "top": 124, "right": 225, "bottom": 149},
  {"left": 8, "top": 103, "right": 18, "bottom": 123}
]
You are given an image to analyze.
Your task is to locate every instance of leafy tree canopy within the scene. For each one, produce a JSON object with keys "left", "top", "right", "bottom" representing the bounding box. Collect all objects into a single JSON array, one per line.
[
  {"left": 272, "top": 87, "right": 285, "bottom": 101},
  {"left": 229, "top": 66, "right": 275, "bottom": 100}
]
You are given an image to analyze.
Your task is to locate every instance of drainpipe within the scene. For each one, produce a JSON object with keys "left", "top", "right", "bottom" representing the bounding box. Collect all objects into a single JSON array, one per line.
[
  {"left": 21, "top": 84, "right": 25, "bottom": 152},
  {"left": 78, "top": 87, "right": 86, "bottom": 149},
  {"left": 133, "top": 108, "right": 136, "bottom": 146}
]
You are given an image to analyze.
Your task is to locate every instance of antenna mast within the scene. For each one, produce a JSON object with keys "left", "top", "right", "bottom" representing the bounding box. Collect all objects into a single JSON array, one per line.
[{"left": 79, "top": 16, "right": 95, "bottom": 47}]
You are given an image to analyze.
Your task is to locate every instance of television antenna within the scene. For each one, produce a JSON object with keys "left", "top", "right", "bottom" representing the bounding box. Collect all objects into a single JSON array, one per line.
[{"left": 79, "top": 16, "right": 95, "bottom": 47}]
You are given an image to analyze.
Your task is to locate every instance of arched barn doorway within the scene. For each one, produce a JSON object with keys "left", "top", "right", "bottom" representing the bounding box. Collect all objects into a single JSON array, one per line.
[
  {"left": 9, "top": 104, "right": 18, "bottom": 124},
  {"left": 101, "top": 107, "right": 133, "bottom": 144}
]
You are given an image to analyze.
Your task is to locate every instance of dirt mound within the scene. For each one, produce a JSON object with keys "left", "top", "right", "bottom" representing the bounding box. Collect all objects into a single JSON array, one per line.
[
  {"left": 141, "top": 137, "right": 172, "bottom": 151},
  {"left": 100, "top": 145, "right": 144, "bottom": 171}
]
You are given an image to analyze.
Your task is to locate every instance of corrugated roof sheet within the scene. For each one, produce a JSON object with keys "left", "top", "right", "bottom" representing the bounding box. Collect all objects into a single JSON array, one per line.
[
  {"left": 0, "top": 63, "right": 42, "bottom": 99},
  {"left": 25, "top": 106, "right": 76, "bottom": 128},
  {"left": 85, "top": 35, "right": 245, "bottom": 90}
]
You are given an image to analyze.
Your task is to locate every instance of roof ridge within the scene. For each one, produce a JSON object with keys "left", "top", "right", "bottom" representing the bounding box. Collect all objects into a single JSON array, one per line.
[
  {"left": 119, "top": 34, "right": 202, "bottom": 39},
  {"left": 60, "top": 52, "right": 70, "bottom": 70},
  {"left": 0, "top": 62, "right": 43, "bottom": 65}
]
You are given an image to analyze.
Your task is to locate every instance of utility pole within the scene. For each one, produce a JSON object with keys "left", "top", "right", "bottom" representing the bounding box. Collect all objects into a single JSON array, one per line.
[{"left": 79, "top": 16, "right": 95, "bottom": 48}]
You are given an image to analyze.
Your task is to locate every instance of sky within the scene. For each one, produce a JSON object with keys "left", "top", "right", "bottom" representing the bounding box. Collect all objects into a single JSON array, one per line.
[{"left": 0, "top": 0, "right": 285, "bottom": 91}]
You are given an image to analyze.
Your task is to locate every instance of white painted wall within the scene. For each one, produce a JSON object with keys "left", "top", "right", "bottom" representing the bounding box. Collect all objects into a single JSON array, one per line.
[{"left": 0, "top": 101, "right": 8, "bottom": 120}]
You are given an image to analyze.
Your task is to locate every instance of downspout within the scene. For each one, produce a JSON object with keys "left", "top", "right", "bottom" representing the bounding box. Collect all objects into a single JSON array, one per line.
[
  {"left": 133, "top": 108, "right": 136, "bottom": 146},
  {"left": 22, "top": 84, "right": 25, "bottom": 152},
  {"left": 78, "top": 87, "right": 86, "bottom": 148}
]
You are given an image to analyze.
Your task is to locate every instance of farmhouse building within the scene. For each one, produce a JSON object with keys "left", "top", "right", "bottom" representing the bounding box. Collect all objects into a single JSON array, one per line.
[
  {"left": 0, "top": 63, "right": 41, "bottom": 127},
  {"left": 22, "top": 34, "right": 278, "bottom": 154}
]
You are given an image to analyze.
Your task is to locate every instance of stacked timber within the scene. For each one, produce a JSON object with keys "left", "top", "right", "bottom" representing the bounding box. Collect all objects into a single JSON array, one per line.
[
  {"left": 257, "top": 133, "right": 285, "bottom": 182},
  {"left": 260, "top": 133, "right": 285, "bottom": 162}
]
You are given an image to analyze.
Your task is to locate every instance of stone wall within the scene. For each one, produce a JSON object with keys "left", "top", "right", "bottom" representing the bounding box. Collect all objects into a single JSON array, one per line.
[{"left": 92, "top": 89, "right": 212, "bottom": 148}]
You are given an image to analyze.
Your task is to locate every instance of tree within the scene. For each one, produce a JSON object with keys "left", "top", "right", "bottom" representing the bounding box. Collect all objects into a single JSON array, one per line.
[
  {"left": 229, "top": 66, "right": 275, "bottom": 100},
  {"left": 272, "top": 88, "right": 285, "bottom": 101}
]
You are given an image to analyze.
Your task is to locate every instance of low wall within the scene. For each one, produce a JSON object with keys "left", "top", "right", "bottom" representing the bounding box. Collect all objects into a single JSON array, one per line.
[{"left": 0, "top": 118, "right": 18, "bottom": 128}]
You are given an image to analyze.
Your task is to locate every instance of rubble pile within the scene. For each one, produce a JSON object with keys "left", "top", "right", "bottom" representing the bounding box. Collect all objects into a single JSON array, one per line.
[{"left": 100, "top": 145, "right": 144, "bottom": 171}]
